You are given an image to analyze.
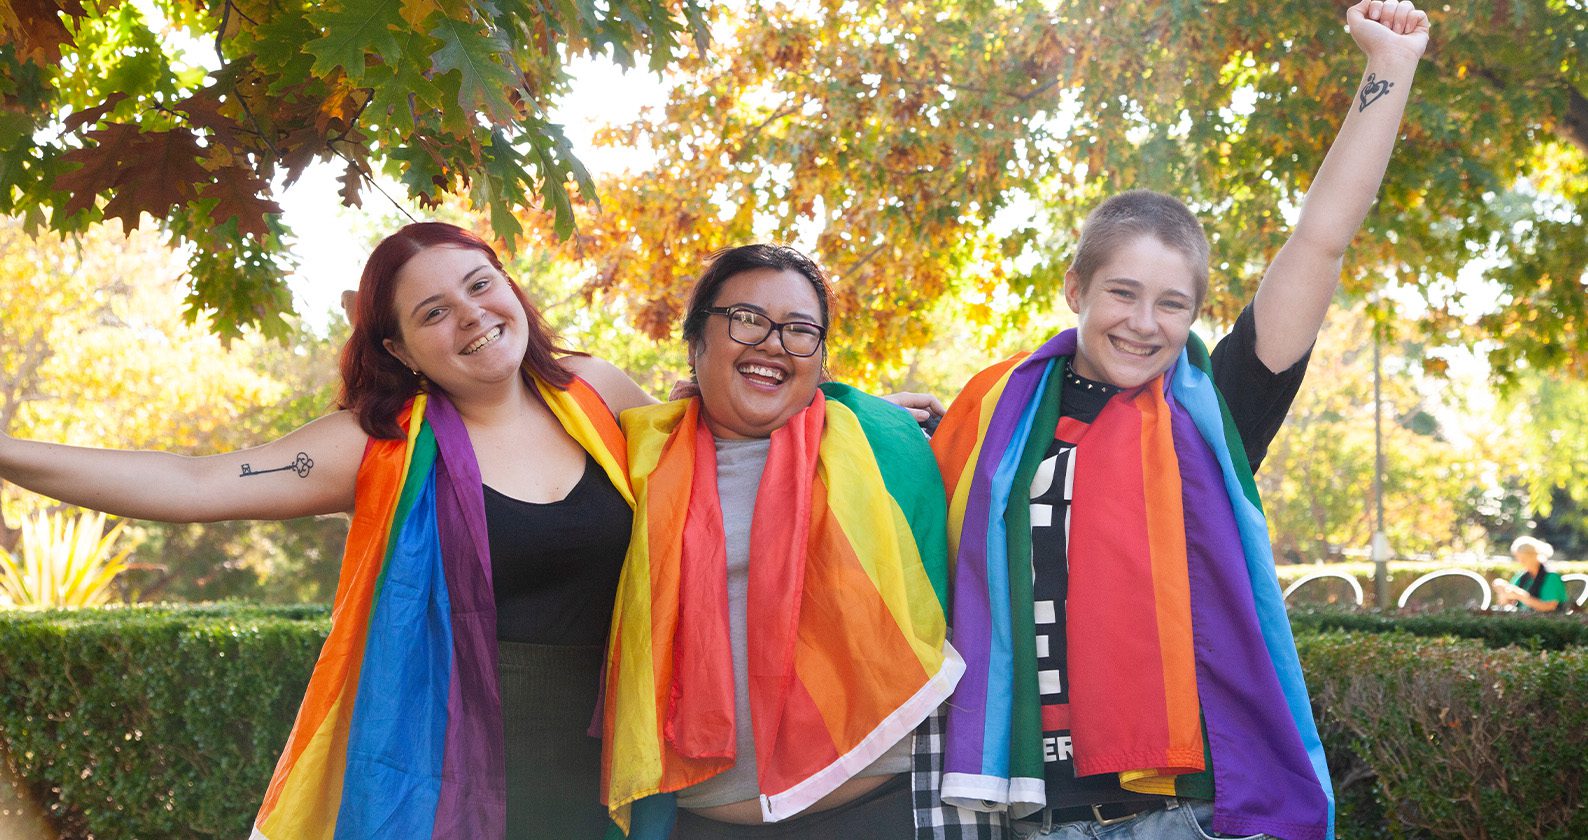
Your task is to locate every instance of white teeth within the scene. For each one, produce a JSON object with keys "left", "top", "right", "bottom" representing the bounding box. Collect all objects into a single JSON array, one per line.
[
  {"left": 1109, "top": 336, "right": 1157, "bottom": 357},
  {"left": 738, "top": 363, "right": 786, "bottom": 383},
  {"left": 462, "top": 326, "right": 501, "bottom": 355}
]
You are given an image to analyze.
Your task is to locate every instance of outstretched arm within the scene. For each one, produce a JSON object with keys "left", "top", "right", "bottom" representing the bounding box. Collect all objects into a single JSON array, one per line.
[
  {"left": 0, "top": 410, "right": 368, "bottom": 523},
  {"left": 1250, "top": 0, "right": 1430, "bottom": 372}
]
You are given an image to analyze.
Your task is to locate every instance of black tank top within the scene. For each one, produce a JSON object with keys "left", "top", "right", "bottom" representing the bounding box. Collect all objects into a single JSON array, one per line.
[{"left": 483, "top": 452, "right": 631, "bottom": 645}]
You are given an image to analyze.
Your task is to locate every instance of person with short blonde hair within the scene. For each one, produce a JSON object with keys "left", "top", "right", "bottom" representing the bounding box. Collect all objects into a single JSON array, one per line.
[{"left": 921, "top": 3, "right": 1432, "bottom": 838}]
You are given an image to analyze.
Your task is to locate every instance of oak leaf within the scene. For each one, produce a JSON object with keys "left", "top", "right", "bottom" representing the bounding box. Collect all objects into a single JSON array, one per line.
[
  {"left": 430, "top": 14, "right": 523, "bottom": 123},
  {"left": 62, "top": 92, "right": 128, "bottom": 133},
  {"left": 52, "top": 124, "right": 211, "bottom": 227},
  {"left": 339, "top": 159, "right": 364, "bottom": 208},
  {"left": 0, "top": 0, "right": 86, "bottom": 63},
  {"left": 305, "top": 0, "right": 406, "bottom": 85},
  {"left": 98, "top": 130, "right": 209, "bottom": 230},
  {"left": 199, "top": 167, "right": 283, "bottom": 239}
]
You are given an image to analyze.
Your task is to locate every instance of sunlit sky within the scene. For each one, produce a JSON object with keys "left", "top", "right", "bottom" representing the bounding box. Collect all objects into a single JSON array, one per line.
[{"left": 276, "top": 58, "right": 671, "bottom": 329}]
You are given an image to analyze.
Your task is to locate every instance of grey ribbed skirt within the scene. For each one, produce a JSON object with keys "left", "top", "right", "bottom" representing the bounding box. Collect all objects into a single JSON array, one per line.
[{"left": 499, "top": 641, "right": 609, "bottom": 839}]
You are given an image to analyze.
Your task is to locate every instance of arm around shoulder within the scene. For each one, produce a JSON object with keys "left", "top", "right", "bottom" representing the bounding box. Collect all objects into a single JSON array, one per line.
[
  {"left": 563, "top": 355, "right": 659, "bottom": 417},
  {"left": 0, "top": 410, "right": 368, "bottom": 523}
]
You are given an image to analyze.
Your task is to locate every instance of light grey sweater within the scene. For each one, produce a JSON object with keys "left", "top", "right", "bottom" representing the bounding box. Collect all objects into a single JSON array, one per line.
[{"left": 675, "top": 436, "right": 912, "bottom": 810}]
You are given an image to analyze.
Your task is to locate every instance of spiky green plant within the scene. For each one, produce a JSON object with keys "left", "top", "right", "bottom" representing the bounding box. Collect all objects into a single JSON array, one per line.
[{"left": 0, "top": 511, "right": 132, "bottom": 608}]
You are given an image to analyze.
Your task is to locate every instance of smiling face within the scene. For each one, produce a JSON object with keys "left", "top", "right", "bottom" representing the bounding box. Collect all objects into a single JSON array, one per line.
[
  {"left": 691, "top": 268, "right": 826, "bottom": 440},
  {"left": 382, "top": 244, "right": 529, "bottom": 399},
  {"left": 1064, "top": 234, "right": 1199, "bottom": 388}
]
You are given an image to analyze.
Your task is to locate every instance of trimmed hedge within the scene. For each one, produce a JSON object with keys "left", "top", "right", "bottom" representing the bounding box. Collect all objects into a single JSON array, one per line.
[
  {"left": 0, "top": 605, "right": 329, "bottom": 839},
  {"left": 3, "top": 606, "right": 1587, "bottom": 838},
  {"left": 1290, "top": 607, "right": 1588, "bottom": 650},
  {"left": 1300, "top": 631, "right": 1588, "bottom": 840}
]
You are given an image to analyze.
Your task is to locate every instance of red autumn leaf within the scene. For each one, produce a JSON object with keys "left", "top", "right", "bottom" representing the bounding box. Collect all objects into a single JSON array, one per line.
[
  {"left": 169, "top": 89, "right": 246, "bottom": 150},
  {"left": 100, "top": 131, "right": 209, "bottom": 230},
  {"left": 199, "top": 167, "right": 283, "bottom": 239},
  {"left": 1, "top": 0, "right": 87, "bottom": 63},
  {"left": 63, "top": 92, "right": 129, "bottom": 133},
  {"left": 53, "top": 125, "right": 209, "bottom": 230},
  {"left": 52, "top": 124, "right": 140, "bottom": 217},
  {"left": 339, "top": 160, "right": 364, "bottom": 208},
  {"left": 277, "top": 127, "right": 330, "bottom": 186}
]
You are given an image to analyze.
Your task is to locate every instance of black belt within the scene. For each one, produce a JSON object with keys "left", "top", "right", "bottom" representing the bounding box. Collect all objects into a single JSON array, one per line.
[{"left": 1044, "top": 798, "right": 1169, "bottom": 828}]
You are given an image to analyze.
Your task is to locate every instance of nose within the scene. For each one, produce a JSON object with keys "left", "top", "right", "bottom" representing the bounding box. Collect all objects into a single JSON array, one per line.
[
  {"left": 459, "top": 299, "right": 485, "bottom": 328},
  {"left": 752, "top": 326, "right": 788, "bottom": 354},
  {"left": 1126, "top": 298, "right": 1156, "bottom": 334}
]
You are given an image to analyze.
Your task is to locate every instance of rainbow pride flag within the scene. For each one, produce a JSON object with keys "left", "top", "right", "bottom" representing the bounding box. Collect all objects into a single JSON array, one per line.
[
  {"left": 252, "top": 376, "right": 629, "bottom": 840},
  {"left": 601, "top": 383, "right": 962, "bottom": 833},
  {"left": 933, "top": 330, "right": 1333, "bottom": 840}
]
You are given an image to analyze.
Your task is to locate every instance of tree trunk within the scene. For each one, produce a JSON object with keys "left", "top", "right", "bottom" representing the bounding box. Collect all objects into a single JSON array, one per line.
[{"left": 1563, "top": 86, "right": 1588, "bottom": 157}]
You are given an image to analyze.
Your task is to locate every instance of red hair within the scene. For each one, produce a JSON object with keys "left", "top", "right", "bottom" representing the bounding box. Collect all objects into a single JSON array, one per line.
[{"left": 337, "top": 222, "right": 580, "bottom": 439}]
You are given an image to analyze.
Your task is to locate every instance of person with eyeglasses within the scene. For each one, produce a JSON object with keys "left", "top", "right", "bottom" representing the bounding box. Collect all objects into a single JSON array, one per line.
[{"left": 598, "top": 243, "right": 964, "bottom": 838}]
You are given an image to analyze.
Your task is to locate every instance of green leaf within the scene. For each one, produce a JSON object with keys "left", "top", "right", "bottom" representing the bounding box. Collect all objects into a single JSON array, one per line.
[
  {"left": 429, "top": 12, "right": 523, "bottom": 123},
  {"left": 305, "top": 0, "right": 406, "bottom": 85},
  {"left": 365, "top": 28, "right": 446, "bottom": 135},
  {"left": 479, "top": 129, "right": 529, "bottom": 244},
  {"left": 389, "top": 141, "right": 450, "bottom": 206}
]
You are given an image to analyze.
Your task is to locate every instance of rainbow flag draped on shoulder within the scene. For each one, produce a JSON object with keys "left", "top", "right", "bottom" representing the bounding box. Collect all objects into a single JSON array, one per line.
[
  {"left": 602, "top": 383, "right": 963, "bottom": 834},
  {"left": 932, "top": 330, "right": 1333, "bottom": 840},
  {"left": 252, "top": 376, "right": 629, "bottom": 840}
]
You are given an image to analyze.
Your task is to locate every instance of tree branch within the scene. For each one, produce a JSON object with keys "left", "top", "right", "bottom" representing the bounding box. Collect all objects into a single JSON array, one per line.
[
  {"left": 1468, "top": 66, "right": 1588, "bottom": 156},
  {"left": 0, "top": 329, "right": 51, "bottom": 432},
  {"left": 841, "top": 241, "right": 887, "bottom": 278}
]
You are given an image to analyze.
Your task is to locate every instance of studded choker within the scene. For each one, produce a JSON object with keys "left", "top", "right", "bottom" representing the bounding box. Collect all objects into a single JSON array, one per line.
[{"left": 1063, "top": 359, "right": 1122, "bottom": 395}]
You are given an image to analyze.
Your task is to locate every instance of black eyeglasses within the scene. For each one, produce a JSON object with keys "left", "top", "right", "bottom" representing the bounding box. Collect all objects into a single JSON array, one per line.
[{"left": 701, "top": 306, "right": 827, "bottom": 357}]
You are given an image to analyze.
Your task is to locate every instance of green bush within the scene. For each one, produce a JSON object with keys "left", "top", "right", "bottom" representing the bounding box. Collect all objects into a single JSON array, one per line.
[
  {"left": 1290, "top": 608, "right": 1588, "bottom": 650},
  {"left": 0, "top": 605, "right": 329, "bottom": 839},
  {"left": 4, "top": 605, "right": 1586, "bottom": 838},
  {"left": 1299, "top": 631, "right": 1588, "bottom": 840}
]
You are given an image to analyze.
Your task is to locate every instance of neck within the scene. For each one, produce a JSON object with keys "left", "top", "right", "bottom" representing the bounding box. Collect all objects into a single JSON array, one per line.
[{"left": 448, "top": 374, "right": 538, "bottom": 431}]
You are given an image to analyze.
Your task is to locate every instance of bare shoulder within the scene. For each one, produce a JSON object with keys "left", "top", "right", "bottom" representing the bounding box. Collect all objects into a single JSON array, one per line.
[
  {"left": 292, "top": 408, "right": 370, "bottom": 447},
  {"left": 561, "top": 355, "right": 657, "bottom": 415}
]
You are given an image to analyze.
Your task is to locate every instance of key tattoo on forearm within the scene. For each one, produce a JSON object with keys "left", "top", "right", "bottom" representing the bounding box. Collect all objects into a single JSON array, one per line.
[{"left": 240, "top": 452, "right": 314, "bottom": 479}]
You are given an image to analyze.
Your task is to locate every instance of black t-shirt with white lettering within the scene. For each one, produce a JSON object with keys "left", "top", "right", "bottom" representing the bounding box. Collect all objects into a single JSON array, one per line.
[{"left": 1031, "top": 305, "right": 1308, "bottom": 809}]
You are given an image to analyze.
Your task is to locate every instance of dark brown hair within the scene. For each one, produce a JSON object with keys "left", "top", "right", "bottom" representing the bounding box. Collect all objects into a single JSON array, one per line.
[
  {"left": 1070, "top": 190, "right": 1211, "bottom": 309},
  {"left": 681, "top": 244, "right": 834, "bottom": 346},
  {"left": 337, "top": 222, "right": 578, "bottom": 439}
]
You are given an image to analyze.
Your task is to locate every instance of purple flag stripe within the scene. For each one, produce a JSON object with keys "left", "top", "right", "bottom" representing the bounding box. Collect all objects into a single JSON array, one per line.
[{"left": 426, "top": 394, "right": 507, "bottom": 839}]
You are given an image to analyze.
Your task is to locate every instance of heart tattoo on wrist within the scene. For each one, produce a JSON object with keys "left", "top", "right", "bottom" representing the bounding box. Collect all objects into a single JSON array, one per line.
[{"left": 1358, "top": 73, "right": 1394, "bottom": 112}]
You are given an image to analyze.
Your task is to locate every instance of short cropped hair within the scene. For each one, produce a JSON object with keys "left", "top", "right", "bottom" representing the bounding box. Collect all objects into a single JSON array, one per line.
[{"left": 1069, "top": 190, "right": 1211, "bottom": 309}]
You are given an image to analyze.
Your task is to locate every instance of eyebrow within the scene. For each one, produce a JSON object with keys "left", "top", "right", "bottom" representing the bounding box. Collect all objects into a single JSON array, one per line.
[
  {"left": 408, "top": 265, "right": 494, "bottom": 320},
  {"left": 726, "top": 302, "right": 822, "bottom": 323}
]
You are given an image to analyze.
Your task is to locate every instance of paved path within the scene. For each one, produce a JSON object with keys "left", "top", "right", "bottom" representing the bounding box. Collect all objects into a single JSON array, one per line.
[{"left": 0, "top": 758, "right": 54, "bottom": 840}]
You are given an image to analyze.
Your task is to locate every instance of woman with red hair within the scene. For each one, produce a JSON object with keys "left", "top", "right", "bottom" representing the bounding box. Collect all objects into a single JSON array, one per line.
[{"left": 0, "top": 222, "right": 655, "bottom": 838}]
